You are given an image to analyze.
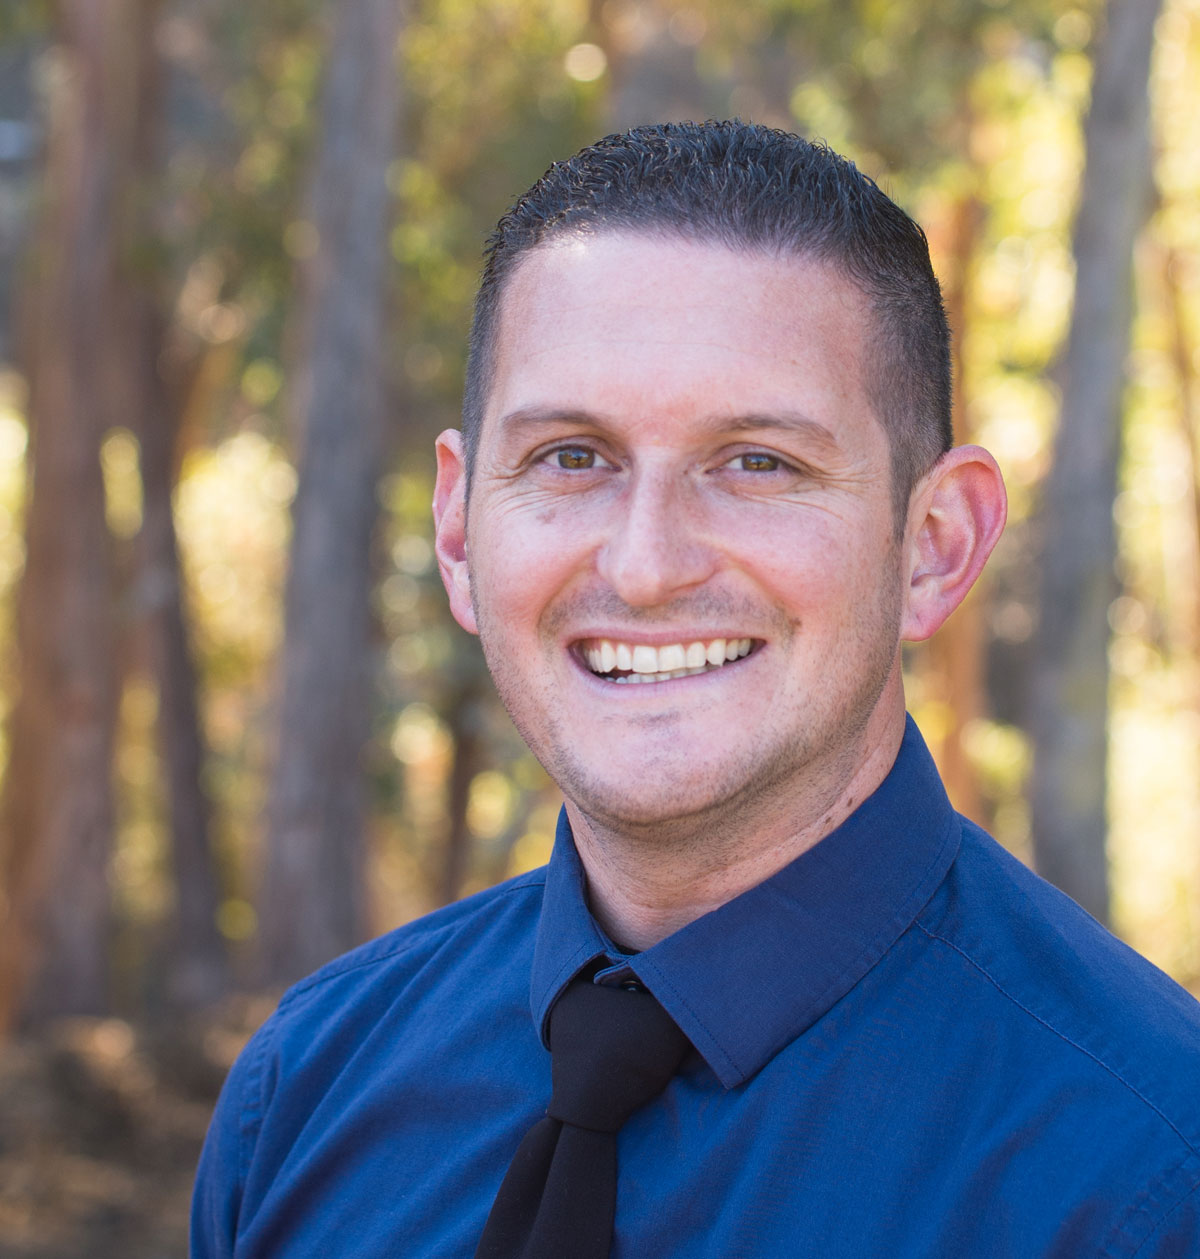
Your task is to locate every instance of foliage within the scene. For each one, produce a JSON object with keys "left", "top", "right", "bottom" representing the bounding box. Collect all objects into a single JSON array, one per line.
[{"left": 0, "top": 0, "right": 1198, "bottom": 1016}]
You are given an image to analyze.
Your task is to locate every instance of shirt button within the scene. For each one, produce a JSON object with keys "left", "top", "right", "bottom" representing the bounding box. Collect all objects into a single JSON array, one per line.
[{"left": 620, "top": 980, "right": 646, "bottom": 993}]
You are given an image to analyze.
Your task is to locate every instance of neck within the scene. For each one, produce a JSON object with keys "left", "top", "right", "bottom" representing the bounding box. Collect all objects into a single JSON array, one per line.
[{"left": 566, "top": 704, "right": 906, "bottom": 951}]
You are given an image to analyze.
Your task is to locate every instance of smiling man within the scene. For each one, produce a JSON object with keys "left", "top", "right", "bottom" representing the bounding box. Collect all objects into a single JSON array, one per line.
[
  {"left": 193, "top": 122, "right": 1200, "bottom": 1258},
  {"left": 440, "top": 232, "right": 976, "bottom": 950}
]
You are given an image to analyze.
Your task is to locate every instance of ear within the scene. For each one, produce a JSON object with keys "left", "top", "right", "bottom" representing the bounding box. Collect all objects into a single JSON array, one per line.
[
  {"left": 432, "top": 429, "right": 478, "bottom": 636},
  {"left": 900, "top": 444, "right": 1007, "bottom": 642}
]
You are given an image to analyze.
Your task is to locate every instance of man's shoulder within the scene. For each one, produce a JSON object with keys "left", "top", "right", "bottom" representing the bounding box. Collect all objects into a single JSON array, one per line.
[
  {"left": 917, "top": 819, "right": 1200, "bottom": 1148},
  {"left": 192, "top": 866, "right": 552, "bottom": 1253},
  {"left": 265, "top": 864, "right": 548, "bottom": 1040}
]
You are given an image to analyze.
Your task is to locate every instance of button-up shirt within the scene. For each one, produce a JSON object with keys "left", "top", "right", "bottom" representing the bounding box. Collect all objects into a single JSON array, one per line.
[{"left": 192, "top": 718, "right": 1200, "bottom": 1256}]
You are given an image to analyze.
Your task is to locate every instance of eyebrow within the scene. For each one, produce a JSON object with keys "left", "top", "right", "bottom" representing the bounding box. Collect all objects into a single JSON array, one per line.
[
  {"left": 716, "top": 411, "right": 841, "bottom": 452},
  {"left": 492, "top": 405, "right": 842, "bottom": 452}
]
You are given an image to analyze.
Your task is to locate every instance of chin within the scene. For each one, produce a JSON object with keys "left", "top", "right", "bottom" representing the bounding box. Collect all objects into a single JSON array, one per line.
[{"left": 550, "top": 754, "right": 766, "bottom": 835}]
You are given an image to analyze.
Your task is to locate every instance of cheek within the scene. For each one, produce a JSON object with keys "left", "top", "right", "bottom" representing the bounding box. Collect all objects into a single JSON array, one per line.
[
  {"left": 469, "top": 504, "right": 595, "bottom": 615},
  {"left": 737, "top": 516, "right": 898, "bottom": 622},
  {"left": 729, "top": 509, "right": 852, "bottom": 576}
]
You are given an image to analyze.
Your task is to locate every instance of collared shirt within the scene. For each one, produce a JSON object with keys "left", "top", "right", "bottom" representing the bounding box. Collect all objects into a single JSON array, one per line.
[{"left": 192, "top": 718, "right": 1200, "bottom": 1257}]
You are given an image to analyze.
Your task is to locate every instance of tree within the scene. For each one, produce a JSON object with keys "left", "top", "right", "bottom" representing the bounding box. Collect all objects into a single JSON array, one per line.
[
  {"left": 123, "top": 3, "right": 229, "bottom": 1008},
  {"left": 0, "top": 0, "right": 129, "bottom": 1029},
  {"left": 1029, "top": 0, "right": 1161, "bottom": 923},
  {"left": 258, "top": 0, "right": 402, "bottom": 985}
]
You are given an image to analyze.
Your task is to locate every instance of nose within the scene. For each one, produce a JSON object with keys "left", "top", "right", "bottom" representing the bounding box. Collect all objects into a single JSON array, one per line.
[{"left": 594, "top": 467, "right": 720, "bottom": 607}]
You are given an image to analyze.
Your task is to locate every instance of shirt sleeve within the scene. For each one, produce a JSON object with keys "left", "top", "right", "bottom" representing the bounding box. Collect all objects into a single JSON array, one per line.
[{"left": 189, "top": 1019, "right": 275, "bottom": 1259}]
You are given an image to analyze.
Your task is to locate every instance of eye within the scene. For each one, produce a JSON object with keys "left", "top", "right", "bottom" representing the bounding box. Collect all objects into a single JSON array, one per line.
[
  {"left": 729, "top": 451, "right": 783, "bottom": 472},
  {"left": 547, "top": 445, "right": 609, "bottom": 470}
]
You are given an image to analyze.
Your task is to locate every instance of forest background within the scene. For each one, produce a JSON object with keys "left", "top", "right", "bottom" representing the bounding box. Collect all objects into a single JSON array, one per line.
[{"left": 0, "top": 0, "right": 1195, "bottom": 1254}]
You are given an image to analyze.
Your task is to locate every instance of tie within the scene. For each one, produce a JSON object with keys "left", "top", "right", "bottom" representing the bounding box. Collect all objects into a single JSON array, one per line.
[{"left": 475, "top": 976, "right": 691, "bottom": 1259}]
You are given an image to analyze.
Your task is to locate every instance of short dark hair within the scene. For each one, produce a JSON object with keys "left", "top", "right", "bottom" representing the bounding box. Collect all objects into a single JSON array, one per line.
[{"left": 462, "top": 120, "right": 952, "bottom": 528}]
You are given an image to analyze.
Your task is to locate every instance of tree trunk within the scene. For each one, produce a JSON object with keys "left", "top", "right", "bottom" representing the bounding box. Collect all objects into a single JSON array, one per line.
[
  {"left": 1028, "top": 0, "right": 1161, "bottom": 924},
  {"left": 112, "top": 0, "right": 229, "bottom": 1010},
  {"left": 923, "top": 189, "right": 988, "bottom": 825},
  {"left": 593, "top": 0, "right": 708, "bottom": 132},
  {"left": 134, "top": 327, "right": 231, "bottom": 1007},
  {"left": 258, "top": 0, "right": 402, "bottom": 986},
  {"left": 1161, "top": 246, "right": 1200, "bottom": 645},
  {"left": 438, "top": 681, "right": 486, "bottom": 906},
  {"left": 0, "top": 0, "right": 130, "bottom": 1031}
]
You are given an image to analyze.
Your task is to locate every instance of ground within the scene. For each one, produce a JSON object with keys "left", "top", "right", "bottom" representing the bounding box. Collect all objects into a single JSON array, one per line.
[{"left": 0, "top": 1000, "right": 271, "bottom": 1259}]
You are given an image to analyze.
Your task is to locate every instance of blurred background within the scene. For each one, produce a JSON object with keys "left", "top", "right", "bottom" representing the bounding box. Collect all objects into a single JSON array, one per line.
[{"left": 0, "top": 0, "right": 1195, "bottom": 1252}]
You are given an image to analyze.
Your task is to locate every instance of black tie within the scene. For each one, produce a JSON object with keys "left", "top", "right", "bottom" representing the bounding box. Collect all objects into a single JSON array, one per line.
[{"left": 475, "top": 976, "right": 691, "bottom": 1259}]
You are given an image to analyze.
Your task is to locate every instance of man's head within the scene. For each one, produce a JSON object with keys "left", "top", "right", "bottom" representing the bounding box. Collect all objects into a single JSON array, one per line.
[
  {"left": 463, "top": 119, "right": 953, "bottom": 529},
  {"left": 433, "top": 122, "right": 1005, "bottom": 854}
]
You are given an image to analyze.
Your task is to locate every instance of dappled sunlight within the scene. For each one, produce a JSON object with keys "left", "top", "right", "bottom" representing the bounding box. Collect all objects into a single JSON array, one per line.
[{"left": 2, "top": 0, "right": 1200, "bottom": 1248}]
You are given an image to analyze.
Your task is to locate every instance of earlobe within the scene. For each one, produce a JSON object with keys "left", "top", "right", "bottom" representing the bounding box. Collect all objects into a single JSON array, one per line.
[
  {"left": 432, "top": 429, "right": 479, "bottom": 636},
  {"left": 900, "top": 444, "right": 1007, "bottom": 643}
]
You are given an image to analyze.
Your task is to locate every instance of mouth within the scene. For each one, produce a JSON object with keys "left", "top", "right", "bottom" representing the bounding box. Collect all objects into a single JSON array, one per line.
[{"left": 574, "top": 636, "right": 758, "bottom": 684}]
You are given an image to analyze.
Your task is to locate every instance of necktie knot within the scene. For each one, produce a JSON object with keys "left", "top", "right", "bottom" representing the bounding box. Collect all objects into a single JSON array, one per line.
[
  {"left": 546, "top": 977, "right": 691, "bottom": 1132},
  {"left": 475, "top": 974, "right": 691, "bottom": 1258}
]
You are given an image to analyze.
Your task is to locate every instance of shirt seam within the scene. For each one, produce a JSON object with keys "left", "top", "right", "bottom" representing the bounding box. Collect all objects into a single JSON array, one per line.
[
  {"left": 279, "top": 877, "right": 548, "bottom": 1008},
  {"left": 542, "top": 940, "right": 604, "bottom": 1007},
  {"left": 914, "top": 920, "right": 1200, "bottom": 1156},
  {"left": 1122, "top": 1167, "right": 1200, "bottom": 1257},
  {"left": 238, "top": 1012, "right": 277, "bottom": 1206}
]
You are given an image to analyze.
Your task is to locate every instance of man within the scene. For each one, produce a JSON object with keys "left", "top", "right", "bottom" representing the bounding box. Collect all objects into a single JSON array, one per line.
[{"left": 193, "top": 122, "right": 1200, "bottom": 1257}]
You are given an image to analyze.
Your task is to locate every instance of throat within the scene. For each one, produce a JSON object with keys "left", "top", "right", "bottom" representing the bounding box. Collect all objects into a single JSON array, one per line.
[{"left": 566, "top": 804, "right": 794, "bottom": 950}]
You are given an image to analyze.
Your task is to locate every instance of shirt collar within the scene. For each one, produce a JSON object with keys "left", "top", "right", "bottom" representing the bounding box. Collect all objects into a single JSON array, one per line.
[{"left": 530, "top": 714, "right": 961, "bottom": 1089}]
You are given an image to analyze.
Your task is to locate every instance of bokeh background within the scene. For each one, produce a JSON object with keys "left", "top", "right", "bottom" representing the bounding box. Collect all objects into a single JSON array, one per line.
[{"left": 0, "top": 0, "right": 1196, "bottom": 1253}]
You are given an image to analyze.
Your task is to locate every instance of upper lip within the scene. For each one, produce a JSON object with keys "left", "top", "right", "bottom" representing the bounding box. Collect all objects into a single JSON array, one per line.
[{"left": 569, "top": 631, "right": 760, "bottom": 647}]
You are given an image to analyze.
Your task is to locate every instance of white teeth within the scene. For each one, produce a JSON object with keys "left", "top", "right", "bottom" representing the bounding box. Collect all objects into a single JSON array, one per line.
[
  {"left": 586, "top": 636, "right": 755, "bottom": 681},
  {"left": 659, "top": 644, "right": 686, "bottom": 672},
  {"left": 631, "top": 645, "right": 659, "bottom": 674}
]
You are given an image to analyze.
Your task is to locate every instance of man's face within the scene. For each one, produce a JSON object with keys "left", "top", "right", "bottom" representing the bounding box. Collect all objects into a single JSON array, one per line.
[{"left": 441, "top": 233, "right": 913, "bottom": 835}]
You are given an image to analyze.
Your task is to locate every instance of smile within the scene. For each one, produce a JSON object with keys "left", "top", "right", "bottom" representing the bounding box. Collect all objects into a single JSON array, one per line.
[{"left": 577, "top": 637, "right": 756, "bottom": 684}]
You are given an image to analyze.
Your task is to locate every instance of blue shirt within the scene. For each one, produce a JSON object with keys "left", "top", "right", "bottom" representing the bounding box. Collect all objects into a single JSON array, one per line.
[{"left": 192, "top": 719, "right": 1200, "bottom": 1257}]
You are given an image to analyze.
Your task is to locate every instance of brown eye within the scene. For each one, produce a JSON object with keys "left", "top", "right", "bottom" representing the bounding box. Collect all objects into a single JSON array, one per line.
[
  {"left": 739, "top": 452, "right": 780, "bottom": 472},
  {"left": 555, "top": 446, "right": 595, "bottom": 469}
]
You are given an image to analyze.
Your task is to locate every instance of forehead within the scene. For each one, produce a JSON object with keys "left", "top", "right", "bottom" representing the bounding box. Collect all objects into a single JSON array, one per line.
[{"left": 483, "top": 233, "right": 882, "bottom": 455}]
